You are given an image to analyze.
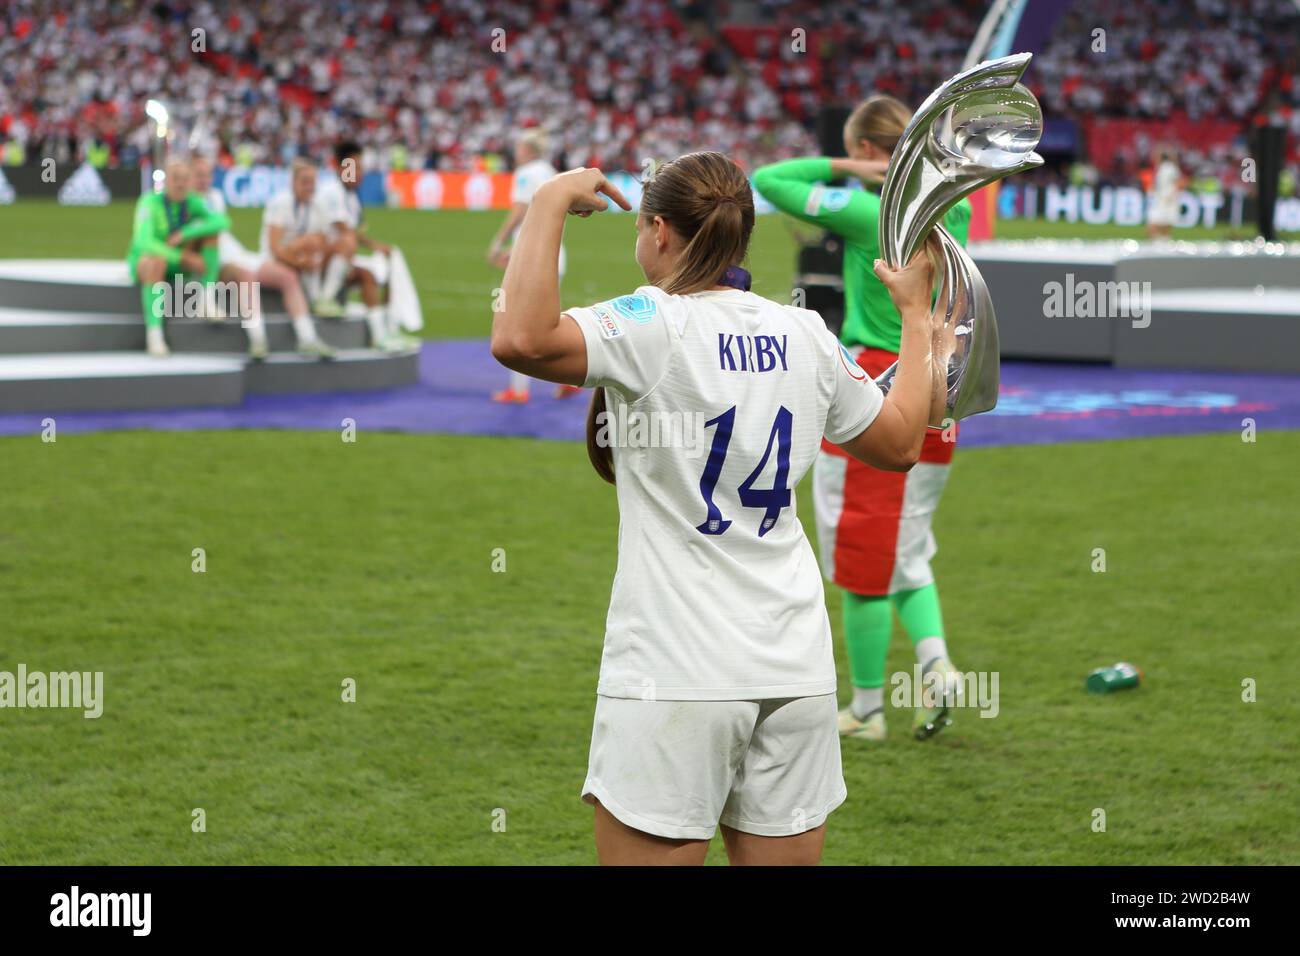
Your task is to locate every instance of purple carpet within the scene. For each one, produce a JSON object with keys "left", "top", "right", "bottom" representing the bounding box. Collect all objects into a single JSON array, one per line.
[{"left": 2, "top": 340, "right": 1298, "bottom": 446}]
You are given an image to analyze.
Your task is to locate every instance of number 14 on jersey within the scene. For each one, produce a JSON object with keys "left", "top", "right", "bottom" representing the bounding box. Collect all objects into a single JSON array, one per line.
[{"left": 696, "top": 406, "right": 793, "bottom": 538}]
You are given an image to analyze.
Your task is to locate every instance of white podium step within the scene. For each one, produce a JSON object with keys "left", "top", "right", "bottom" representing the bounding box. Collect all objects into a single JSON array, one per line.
[{"left": 0, "top": 259, "right": 424, "bottom": 411}]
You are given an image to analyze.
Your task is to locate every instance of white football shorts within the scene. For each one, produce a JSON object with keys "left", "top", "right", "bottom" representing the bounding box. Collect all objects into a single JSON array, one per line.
[{"left": 581, "top": 693, "right": 846, "bottom": 840}]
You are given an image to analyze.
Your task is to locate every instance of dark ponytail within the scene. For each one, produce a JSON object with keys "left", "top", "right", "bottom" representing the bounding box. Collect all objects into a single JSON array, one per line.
[
  {"left": 586, "top": 391, "right": 617, "bottom": 484},
  {"left": 586, "top": 152, "right": 755, "bottom": 484}
]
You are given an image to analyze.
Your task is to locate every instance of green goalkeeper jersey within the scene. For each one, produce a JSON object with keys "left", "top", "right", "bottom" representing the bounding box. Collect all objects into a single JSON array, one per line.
[
  {"left": 126, "top": 191, "right": 229, "bottom": 271},
  {"left": 752, "top": 157, "right": 971, "bottom": 353}
]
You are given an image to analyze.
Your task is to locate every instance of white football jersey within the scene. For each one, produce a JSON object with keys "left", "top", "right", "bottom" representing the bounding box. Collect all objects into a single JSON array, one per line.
[
  {"left": 204, "top": 187, "right": 227, "bottom": 216},
  {"left": 316, "top": 174, "right": 364, "bottom": 230},
  {"left": 512, "top": 158, "right": 566, "bottom": 275},
  {"left": 566, "top": 284, "right": 884, "bottom": 700},
  {"left": 259, "top": 188, "right": 335, "bottom": 258},
  {"left": 511, "top": 158, "right": 558, "bottom": 205},
  {"left": 1153, "top": 160, "right": 1180, "bottom": 204},
  {"left": 206, "top": 187, "right": 245, "bottom": 266},
  {"left": 1149, "top": 159, "right": 1182, "bottom": 222}
]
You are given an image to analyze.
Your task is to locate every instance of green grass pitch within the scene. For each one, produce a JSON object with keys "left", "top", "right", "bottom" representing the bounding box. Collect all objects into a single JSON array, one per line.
[{"left": 0, "top": 201, "right": 1296, "bottom": 864}]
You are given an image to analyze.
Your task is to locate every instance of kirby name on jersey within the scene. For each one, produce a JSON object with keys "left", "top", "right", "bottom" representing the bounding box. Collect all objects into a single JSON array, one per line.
[{"left": 718, "top": 334, "right": 789, "bottom": 373}]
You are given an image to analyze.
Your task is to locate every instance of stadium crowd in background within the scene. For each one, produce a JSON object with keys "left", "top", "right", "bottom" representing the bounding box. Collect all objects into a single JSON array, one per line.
[
  {"left": 0, "top": 0, "right": 813, "bottom": 175},
  {"left": 1, "top": 0, "right": 1298, "bottom": 190}
]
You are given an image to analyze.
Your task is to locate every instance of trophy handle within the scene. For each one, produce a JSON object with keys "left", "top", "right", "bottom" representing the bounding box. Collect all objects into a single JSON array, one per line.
[
  {"left": 872, "top": 53, "right": 1042, "bottom": 422},
  {"left": 872, "top": 225, "right": 999, "bottom": 423}
]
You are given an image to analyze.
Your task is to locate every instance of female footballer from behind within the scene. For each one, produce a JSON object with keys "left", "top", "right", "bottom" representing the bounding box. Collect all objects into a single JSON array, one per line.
[
  {"left": 491, "top": 150, "right": 942, "bottom": 865},
  {"left": 753, "top": 95, "right": 971, "bottom": 744}
]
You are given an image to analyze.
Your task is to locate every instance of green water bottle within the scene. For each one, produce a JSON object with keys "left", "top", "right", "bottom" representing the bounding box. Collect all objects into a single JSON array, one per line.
[{"left": 1086, "top": 662, "right": 1142, "bottom": 694}]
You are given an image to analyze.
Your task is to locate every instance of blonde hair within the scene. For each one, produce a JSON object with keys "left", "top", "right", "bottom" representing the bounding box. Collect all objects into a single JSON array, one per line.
[
  {"left": 517, "top": 129, "right": 549, "bottom": 160},
  {"left": 844, "top": 95, "right": 911, "bottom": 155},
  {"left": 585, "top": 151, "right": 754, "bottom": 484}
]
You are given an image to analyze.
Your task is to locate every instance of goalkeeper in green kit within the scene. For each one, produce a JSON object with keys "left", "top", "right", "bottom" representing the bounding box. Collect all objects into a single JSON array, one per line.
[
  {"left": 126, "top": 158, "right": 229, "bottom": 356},
  {"left": 753, "top": 95, "right": 971, "bottom": 742}
]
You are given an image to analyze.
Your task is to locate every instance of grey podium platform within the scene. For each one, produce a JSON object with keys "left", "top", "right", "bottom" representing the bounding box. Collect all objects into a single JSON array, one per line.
[
  {"left": 970, "top": 239, "right": 1300, "bottom": 370},
  {"left": 0, "top": 307, "right": 370, "bottom": 353},
  {"left": 0, "top": 259, "right": 420, "bottom": 413},
  {"left": 1118, "top": 288, "right": 1300, "bottom": 372},
  {"left": 0, "top": 352, "right": 245, "bottom": 412},
  {"left": 244, "top": 349, "right": 420, "bottom": 394},
  {"left": 0, "top": 259, "right": 288, "bottom": 314}
]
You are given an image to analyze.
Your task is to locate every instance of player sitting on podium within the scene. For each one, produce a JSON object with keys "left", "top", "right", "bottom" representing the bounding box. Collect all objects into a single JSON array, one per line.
[
  {"left": 311, "top": 141, "right": 418, "bottom": 352},
  {"left": 126, "top": 158, "right": 228, "bottom": 357},
  {"left": 259, "top": 158, "right": 338, "bottom": 359},
  {"left": 191, "top": 156, "right": 336, "bottom": 361}
]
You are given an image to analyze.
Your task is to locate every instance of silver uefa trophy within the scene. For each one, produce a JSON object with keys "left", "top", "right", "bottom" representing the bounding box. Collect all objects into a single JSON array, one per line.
[
  {"left": 874, "top": 53, "right": 1044, "bottom": 421},
  {"left": 144, "top": 99, "right": 173, "bottom": 192}
]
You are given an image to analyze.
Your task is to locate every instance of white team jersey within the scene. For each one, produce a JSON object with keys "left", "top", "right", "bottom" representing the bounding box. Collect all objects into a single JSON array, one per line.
[
  {"left": 315, "top": 175, "right": 363, "bottom": 230},
  {"left": 1149, "top": 160, "right": 1181, "bottom": 221},
  {"left": 511, "top": 157, "right": 558, "bottom": 205},
  {"left": 512, "top": 157, "right": 566, "bottom": 275},
  {"left": 259, "top": 189, "right": 335, "bottom": 258},
  {"left": 1148, "top": 161, "right": 1181, "bottom": 225},
  {"left": 1153, "top": 161, "right": 1180, "bottom": 204},
  {"left": 566, "top": 285, "right": 884, "bottom": 700},
  {"left": 205, "top": 187, "right": 259, "bottom": 269},
  {"left": 205, "top": 187, "right": 227, "bottom": 216}
]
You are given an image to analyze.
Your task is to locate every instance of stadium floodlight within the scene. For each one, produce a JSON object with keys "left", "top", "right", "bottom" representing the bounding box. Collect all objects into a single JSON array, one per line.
[
  {"left": 145, "top": 99, "right": 172, "bottom": 192},
  {"left": 874, "top": 53, "right": 1044, "bottom": 422}
]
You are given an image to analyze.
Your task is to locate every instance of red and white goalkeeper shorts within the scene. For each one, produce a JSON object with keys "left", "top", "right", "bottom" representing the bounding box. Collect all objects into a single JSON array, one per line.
[{"left": 813, "top": 346, "right": 956, "bottom": 597}]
